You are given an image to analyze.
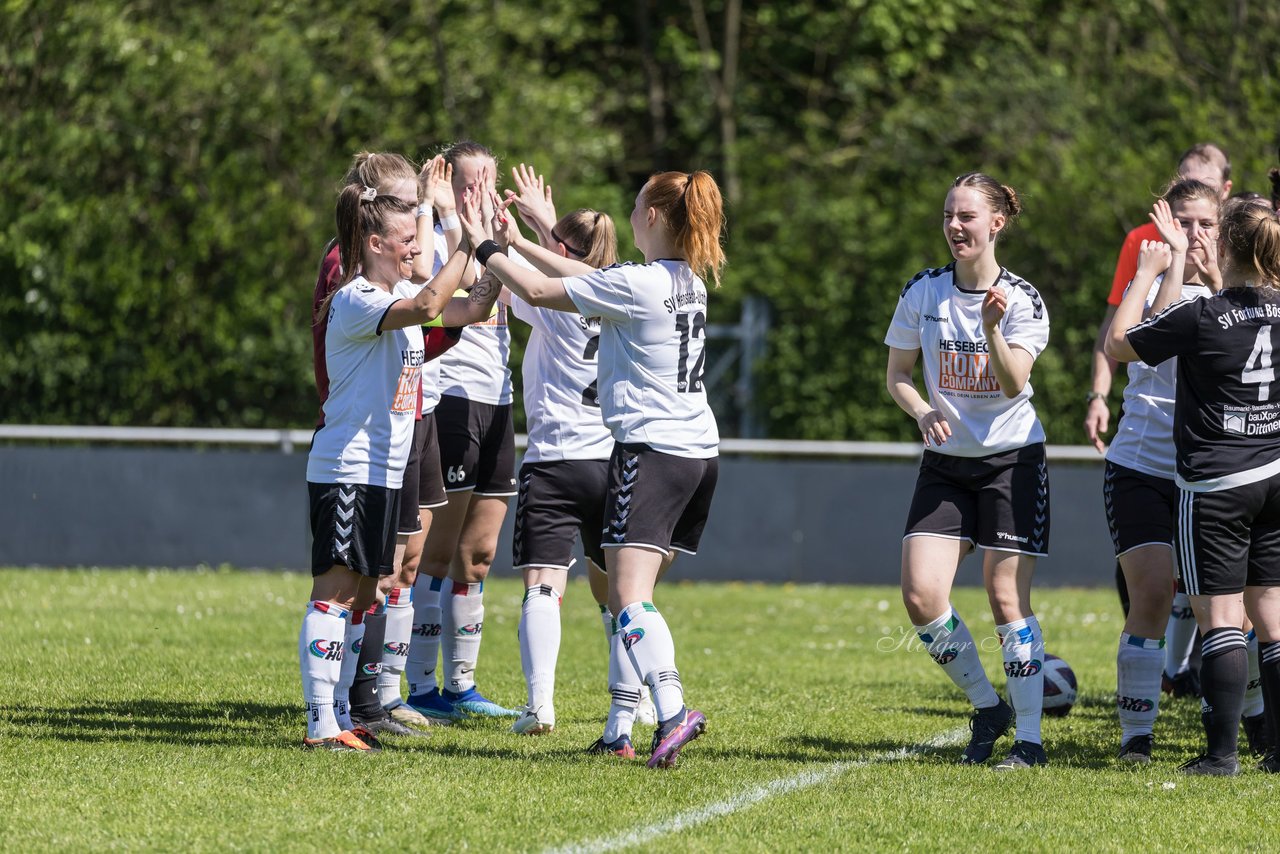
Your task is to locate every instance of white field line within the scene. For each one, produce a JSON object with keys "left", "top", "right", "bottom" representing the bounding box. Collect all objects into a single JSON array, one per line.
[{"left": 545, "top": 725, "right": 970, "bottom": 854}]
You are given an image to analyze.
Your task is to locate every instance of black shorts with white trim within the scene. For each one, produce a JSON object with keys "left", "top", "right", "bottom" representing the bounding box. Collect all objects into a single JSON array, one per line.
[
  {"left": 1176, "top": 472, "right": 1280, "bottom": 595},
  {"left": 1104, "top": 461, "right": 1175, "bottom": 557},
  {"left": 903, "top": 444, "right": 1050, "bottom": 556},
  {"left": 512, "top": 459, "right": 609, "bottom": 570},
  {"left": 308, "top": 481, "right": 400, "bottom": 578},
  {"left": 601, "top": 443, "right": 718, "bottom": 556},
  {"left": 434, "top": 395, "right": 518, "bottom": 496}
]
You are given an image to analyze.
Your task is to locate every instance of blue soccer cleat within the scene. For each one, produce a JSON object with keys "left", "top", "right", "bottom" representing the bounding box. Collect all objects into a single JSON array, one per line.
[
  {"left": 406, "top": 688, "right": 461, "bottom": 723},
  {"left": 443, "top": 687, "right": 520, "bottom": 718}
]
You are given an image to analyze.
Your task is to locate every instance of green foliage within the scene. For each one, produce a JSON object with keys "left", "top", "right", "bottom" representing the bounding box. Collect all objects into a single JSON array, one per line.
[{"left": 2, "top": 0, "right": 1278, "bottom": 439}]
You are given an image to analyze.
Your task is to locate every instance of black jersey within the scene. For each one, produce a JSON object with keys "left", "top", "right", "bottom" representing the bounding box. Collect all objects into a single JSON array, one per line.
[{"left": 1127, "top": 287, "right": 1280, "bottom": 492}]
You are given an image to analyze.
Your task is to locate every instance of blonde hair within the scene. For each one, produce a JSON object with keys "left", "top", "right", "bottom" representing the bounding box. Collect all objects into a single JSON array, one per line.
[
  {"left": 341, "top": 151, "right": 416, "bottom": 193},
  {"left": 643, "top": 171, "right": 727, "bottom": 287},
  {"left": 553, "top": 209, "right": 618, "bottom": 268},
  {"left": 1220, "top": 198, "right": 1280, "bottom": 288}
]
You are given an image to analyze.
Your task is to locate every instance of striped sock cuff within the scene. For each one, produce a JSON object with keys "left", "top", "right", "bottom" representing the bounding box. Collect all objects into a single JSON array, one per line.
[
  {"left": 1122, "top": 632, "right": 1166, "bottom": 650},
  {"left": 309, "top": 600, "right": 349, "bottom": 620},
  {"left": 1261, "top": 640, "right": 1280, "bottom": 666},
  {"left": 1201, "top": 626, "right": 1248, "bottom": 659},
  {"left": 387, "top": 587, "right": 413, "bottom": 606}
]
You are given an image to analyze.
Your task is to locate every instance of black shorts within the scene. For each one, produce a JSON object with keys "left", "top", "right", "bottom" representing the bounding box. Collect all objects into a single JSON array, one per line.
[
  {"left": 602, "top": 443, "right": 718, "bottom": 556},
  {"left": 397, "top": 420, "right": 426, "bottom": 536},
  {"left": 513, "top": 459, "right": 608, "bottom": 571},
  {"left": 308, "top": 482, "right": 399, "bottom": 578},
  {"left": 435, "top": 394, "right": 518, "bottom": 496},
  {"left": 1104, "top": 461, "right": 1175, "bottom": 557},
  {"left": 904, "top": 444, "right": 1050, "bottom": 556},
  {"left": 1177, "top": 474, "right": 1280, "bottom": 595}
]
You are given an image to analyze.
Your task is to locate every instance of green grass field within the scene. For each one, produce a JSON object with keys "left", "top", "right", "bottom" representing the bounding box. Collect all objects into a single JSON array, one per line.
[{"left": 2, "top": 568, "right": 1277, "bottom": 852}]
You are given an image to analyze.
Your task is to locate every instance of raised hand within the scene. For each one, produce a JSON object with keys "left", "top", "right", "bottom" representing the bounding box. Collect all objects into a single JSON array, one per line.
[
  {"left": 417, "top": 155, "right": 443, "bottom": 212},
  {"left": 507, "top": 163, "right": 558, "bottom": 235},
  {"left": 1190, "top": 231, "right": 1223, "bottom": 291},
  {"left": 457, "top": 188, "right": 490, "bottom": 252},
  {"left": 491, "top": 189, "right": 522, "bottom": 250},
  {"left": 1135, "top": 238, "right": 1173, "bottom": 278},
  {"left": 1149, "top": 199, "right": 1188, "bottom": 256},
  {"left": 981, "top": 286, "right": 1008, "bottom": 331}
]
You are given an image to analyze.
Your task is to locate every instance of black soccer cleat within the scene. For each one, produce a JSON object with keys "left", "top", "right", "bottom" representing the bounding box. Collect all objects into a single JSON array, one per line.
[
  {"left": 994, "top": 739, "right": 1049, "bottom": 771},
  {"left": 959, "top": 697, "right": 1014, "bottom": 765},
  {"left": 1178, "top": 753, "right": 1238, "bottom": 776},
  {"left": 1258, "top": 749, "right": 1280, "bottom": 774},
  {"left": 1242, "top": 713, "right": 1271, "bottom": 757},
  {"left": 1117, "top": 733, "right": 1153, "bottom": 765}
]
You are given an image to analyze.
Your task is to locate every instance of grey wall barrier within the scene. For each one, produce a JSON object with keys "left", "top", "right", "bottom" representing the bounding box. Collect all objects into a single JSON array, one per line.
[{"left": 0, "top": 430, "right": 1116, "bottom": 585}]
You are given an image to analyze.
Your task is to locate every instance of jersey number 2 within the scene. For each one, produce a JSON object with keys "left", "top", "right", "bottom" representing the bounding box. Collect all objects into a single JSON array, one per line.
[
  {"left": 580, "top": 334, "right": 601, "bottom": 407},
  {"left": 676, "top": 311, "right": 706, "bottom": 394},
  {"left": 1243, "top": 326, "right": 1275, "bottom": 402}
]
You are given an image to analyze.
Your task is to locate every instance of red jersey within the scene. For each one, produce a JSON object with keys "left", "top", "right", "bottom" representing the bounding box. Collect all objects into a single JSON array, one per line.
[{"left": 1107, "top": 222, "right": 1162, "bottom": 306}]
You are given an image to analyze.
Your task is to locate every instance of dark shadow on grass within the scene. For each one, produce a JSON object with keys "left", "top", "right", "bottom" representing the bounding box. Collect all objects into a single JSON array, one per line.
[{"left": 0, "top": 699, "right": 301, "bottom": 747}]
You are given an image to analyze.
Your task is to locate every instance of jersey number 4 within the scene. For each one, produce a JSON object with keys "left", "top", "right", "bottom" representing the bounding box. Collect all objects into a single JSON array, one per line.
[
  {"left": 676, "top": 311, "right": 706, "bottom": 394},
  {"left": 1243, "top": 326, "right": 1275, "bottom": 402}
]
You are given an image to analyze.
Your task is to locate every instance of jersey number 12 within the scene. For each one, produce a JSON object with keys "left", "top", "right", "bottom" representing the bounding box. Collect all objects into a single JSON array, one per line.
[
  {"left": 676, "top": 311, "right": 706, "bottom": 394},
  {"left": 1243, "top": 326, "right": 1275, "bottom": 402}
]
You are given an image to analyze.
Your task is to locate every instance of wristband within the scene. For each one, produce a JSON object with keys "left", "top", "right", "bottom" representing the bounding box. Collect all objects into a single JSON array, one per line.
[
  {"left": 1085, "top": 391, "right": 1106, "bottom": 404},
  {"left": 475, "top": 240, "right": 502, "bottom": 266},
  {"left": 415, "top": 204, "right": 432, "bottom": 220},
  {"left": 438, "top": 214, "right": 460, "bottom": 231}
]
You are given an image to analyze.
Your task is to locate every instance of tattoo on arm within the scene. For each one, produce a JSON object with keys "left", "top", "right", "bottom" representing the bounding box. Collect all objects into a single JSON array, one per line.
[{"left": 469, "top": 277, "right": 493, "bottom": 305}]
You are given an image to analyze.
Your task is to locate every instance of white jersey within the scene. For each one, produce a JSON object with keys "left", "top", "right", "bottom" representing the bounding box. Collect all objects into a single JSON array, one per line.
[
  {"left": 562, "top": 260, "right": 719, "bottom": 459},
  {"left": 884, "top": 263, "right": 1049, "bottom": 457},
  {"left": 508, "top": 293, "right": 613, "bottom": 463},
  {"left": 308, "top": 277, "right": 424, "bottom": 488},
  {"left": 433, "top": 226, "right": 512, "bottom": 406},
  {"left": 1107, "top": 275, "right": 1211, "bottom": 479}
]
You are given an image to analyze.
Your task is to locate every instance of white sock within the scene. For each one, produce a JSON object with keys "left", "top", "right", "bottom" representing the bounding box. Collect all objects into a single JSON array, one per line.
[
  {"left": 378, "top": 586, "right": 414, "bottom": 706},
  {"left": 1245, "top": 630, "right": 1264, "bottom": 718},
  {"left": 333, "top": 610, "right": 365, "bottom": 732},
  {"left": 407, "top": 576, "right": 443, "bottom": 696},
  {"left": 1117, "top": 632, "right": 1164, "bottom": 740},
  {"left": 520, "top": 584, "right": 562, "bottom": 708},
  {"left": 443, "top": 580, "right": 484, "bottom": 695},
  {"left": 618, "top": 601, "right": 684, "bottom": 723},
  {"left": 998, "top": 616, "right": 1044, "bottom": 744},
  {"left": 913, "top": 608, "right": 1000, "bottom": 709},
  {"left": 299, "top": 601, "right": 346, "bottom": 740},
  {"left": 604, "top": 614, "right": 643, "bottom": 743},
  {"left": 1164, "top": 590, "right": 1198, "bottom": 676}
]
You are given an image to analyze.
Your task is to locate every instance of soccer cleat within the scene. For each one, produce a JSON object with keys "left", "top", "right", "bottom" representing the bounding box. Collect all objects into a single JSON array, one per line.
[
  {"left": 1243, "top": 713, "right": 1271, "bottom": 757},
  {"left": 302, "top": 730, "right": 373, "bottom": 752},
  {"left": 406, "top": 688, "right": 461, "bottom": 723},
  {"left": 1257, "top": 750, "right": 1280, "bottom": 774},
  {"left": 993, "top": 740, "right": 1049, "bottom": 771},
  {"left": 647, "top": 708, "right": 707, "bottom": 769},
  {"left": 1117, "top": 734, "right": 1153, "bottom": 765},
  {"left": 636, "top": 692, "right": 658, "bottom": 726},
  {"left": 443, "top": 687, "right": 520, "bottom": 718},
  {"left": 512, "top": 703, "right": 555, "bottom": 735},
  {"left": 348, "top": 725, "right": 385, "bottom": 752},
  {"left": 586, "top": 735, "right": 636, "bottom": 759},
  {"left": 1178, "top": 753, "right": 1238, "bottom": 776},
  {"left": 385, "top": 698, "right": 443, "bottom": 728},
  {"left": 1162, "top": 669, "right": 1201, "bottom": 699},
  {"left": 959, "top": 697, "right": 1014, "bottom": 765},
  {"left": 352, "top": 712, "right": 430, "bottom": 738}
]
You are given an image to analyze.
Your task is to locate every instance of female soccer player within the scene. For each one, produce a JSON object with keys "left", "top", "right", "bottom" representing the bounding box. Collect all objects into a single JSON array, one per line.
[
  {"left": 407, "top": 141, "right": 520, "bottom": 720},
  {"left": 299, "top": 182, "right": 499, "bottom": 751},
  {"left": 464, "top": 170, "right": 725, "bottom": 768},
  {"left": 1107, "top": 198, "right": 1280, "bottom": 776},
  {"left": 885, "top": 172, "right": 1051, "bottom": 771},
  {"left": 495, "top": 164, "right": 655, "bottom": 736},
  {"left": 1102, "top": 183, "right": 1219, "bottom": 763}
]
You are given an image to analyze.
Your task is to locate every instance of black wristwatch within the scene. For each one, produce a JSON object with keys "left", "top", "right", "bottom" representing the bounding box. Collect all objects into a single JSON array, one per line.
[{"left": 1085, "top": 391, "right": 1106, "bottom": 404}]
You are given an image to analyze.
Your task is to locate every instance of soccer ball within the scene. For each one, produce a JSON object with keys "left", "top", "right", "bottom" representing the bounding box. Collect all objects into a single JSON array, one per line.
[{"left": 1042, "top": 653, "right": 1077, "bottom": 717}]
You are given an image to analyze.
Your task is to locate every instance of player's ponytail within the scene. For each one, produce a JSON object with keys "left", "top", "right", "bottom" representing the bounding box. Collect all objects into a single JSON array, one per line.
[
  {"left": 553, "top": 209, "right": 618, "bottom": 269},
  {"left": 644, "top": 171, "right": 726, "bottom": 288},
  {"left": 341, "top": 151, "right": 416, "bottom": 195},
  {"left": 316, "top": 186, "right": 415, "bottom": 323},
  {"left": 1220, "top": 198, "right": 1280, "bottom": 290}
]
